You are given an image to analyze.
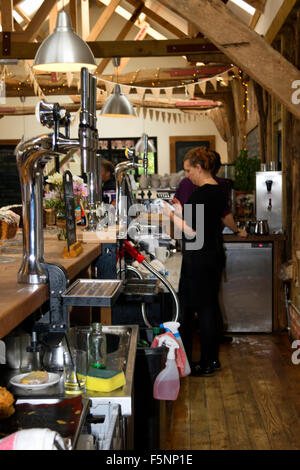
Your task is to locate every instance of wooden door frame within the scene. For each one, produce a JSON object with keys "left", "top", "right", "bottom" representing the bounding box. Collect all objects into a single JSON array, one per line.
[{"left": 170, "top": 135, "right": 215, "bottom": 172}]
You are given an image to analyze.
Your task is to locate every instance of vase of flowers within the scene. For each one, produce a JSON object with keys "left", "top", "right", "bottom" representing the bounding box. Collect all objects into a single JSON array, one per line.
[{"left": 43, "top": 172, "right": 87, "bottom": 239}]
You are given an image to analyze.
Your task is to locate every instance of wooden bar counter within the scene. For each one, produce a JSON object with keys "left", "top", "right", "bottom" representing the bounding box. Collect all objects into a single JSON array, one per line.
[{"left": 0, "top": 230, "right": 102, "bottom": 339}]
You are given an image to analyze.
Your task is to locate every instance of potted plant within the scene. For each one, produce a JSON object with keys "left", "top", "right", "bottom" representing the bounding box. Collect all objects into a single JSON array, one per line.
[{"left": 233, "top": 149, "right": 260, "bottom": 217}]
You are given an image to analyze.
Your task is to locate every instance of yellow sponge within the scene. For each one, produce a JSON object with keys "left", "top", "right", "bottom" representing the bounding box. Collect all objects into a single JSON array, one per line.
[{"left": 86, "top": 367, "right": 126, "bottom": 392}]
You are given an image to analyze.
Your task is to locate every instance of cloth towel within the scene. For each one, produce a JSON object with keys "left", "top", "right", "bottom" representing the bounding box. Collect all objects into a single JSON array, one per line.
[
  {"left": 0, "top": 428, "right": 71, "bottom": 450},
  {"left": 151, "top": 332, "right": 186, "bottom": 377}
]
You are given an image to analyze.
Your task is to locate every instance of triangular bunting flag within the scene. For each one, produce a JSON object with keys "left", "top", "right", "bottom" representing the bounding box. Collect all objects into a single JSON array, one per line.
[
  {"left": 210, "top": 77, "right": 218, "bottom": 91},
  {"left": 199, "top": 81, "right": 207, "bottom": 95},
  {"left": 122, "top": 85, "right": 131, "bottom": 96},
  {"left": 187, "top": 84, "right": 195, "bottom": 99},
  {"left": 165, "top": 88, "right": 173, "bottom": 102},
  {"left": 173, "top": 114, "right": 177, "bottom": 124},
  {"left": 143, "top": 107, "right": 147, "bottom": 119},
  {"left": 168, "top": 112, "right": 172, "bottom": 123},
  {"left": 151, "top": 88, "right": 160, "bottom": 99},
  {"left": 162, "top": 112, "right": 166, "bottom": 122},
  {"left": 136, "top": 88, "right": 145, "bottom": 100},
  {"left": 155, "top": 110, "right": 160, "bottom": 121},
  {"left": 105, "top": 82, "right": 114, "bottom": 95},
  {"left": 136, "top": 107, "right": 141, "bottom": 118},
  {"left": 66, "top": 72, "right": 73, "bottom": 88},
  {"left": 149, "top": 109, "right": 154, "bottom": 120}
]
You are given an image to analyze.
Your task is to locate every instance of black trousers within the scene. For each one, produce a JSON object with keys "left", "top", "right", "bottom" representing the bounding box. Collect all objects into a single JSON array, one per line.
[{"left": 179, "top": 249, "right": 223, "bottom": 365}]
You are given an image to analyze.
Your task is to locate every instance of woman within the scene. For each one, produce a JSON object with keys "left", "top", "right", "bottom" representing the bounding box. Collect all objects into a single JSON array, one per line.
[{"left": 164, "top": 147, "right": 226, "bottom": 377}]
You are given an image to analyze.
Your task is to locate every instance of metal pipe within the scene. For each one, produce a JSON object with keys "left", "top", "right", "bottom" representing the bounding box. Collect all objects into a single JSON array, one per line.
[
  {"left": 15, "top": 135, "right": 81, "bottom": 284},
  {"left": 16, "top": 68, "right": 99, "bottom": 284},
  {"left": 141, "top": 258, "right": 180, "bottom": 324},
  {"left": 115, "top": 160, "right": 143, "bottom": 238}
]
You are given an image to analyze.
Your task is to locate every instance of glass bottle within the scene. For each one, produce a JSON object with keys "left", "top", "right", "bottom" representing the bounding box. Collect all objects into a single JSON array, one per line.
[{"left": 88, "top": 323, "right": 107, "bottom": 369}]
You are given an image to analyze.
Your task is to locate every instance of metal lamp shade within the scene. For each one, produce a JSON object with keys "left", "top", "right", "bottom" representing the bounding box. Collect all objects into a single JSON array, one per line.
[
  {"left": 101, "top": 84, "right": 136, "bottom": 117},
  {"left": 135, "top": 133, "right": 156, "bottom": 155},
  {"left": 33, "top": 10, "right": 96, "bottom": 72}
]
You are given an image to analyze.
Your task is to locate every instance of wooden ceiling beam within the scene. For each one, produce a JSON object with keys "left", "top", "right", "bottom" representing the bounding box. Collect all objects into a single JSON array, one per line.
[
  {"left": 96, "top": 3, "right": 145, "bottom": 74},
  {"left": 125, "top": 0, "right": 188, "bottom": 38},
  {"left": 87, "top": 0, "right": 122, "bottom": 41},
  {"left": 23, "top": 0, "right": 58, "bottom": 42},
  {"left": 264, "top": 0, "right": 297, "bottom": 44},
  {"left": 158, "top": 0, "right": 300, "bottom": 118},
  {"left": 2, "top": 0, "right": 14, "bottom": 32},
  {"left": 243, "top": 0, "right": 266, "bottom": 13},
  {"left": 2, "top": 37, "right": 221, "bottom": 57},
  {"left": 69, "top": 0, "right": 79, "bottom": 32},
  {"left": 81, "top": 0, "right": 90, "bottom": 40},
  {"left": 49, "top": 2, "right": 58, "bottom": 34}
]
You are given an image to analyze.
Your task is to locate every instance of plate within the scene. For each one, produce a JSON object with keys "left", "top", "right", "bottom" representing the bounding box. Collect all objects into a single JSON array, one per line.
[{"left": 10, "top": 372, "right": 61, "bottom": 390}]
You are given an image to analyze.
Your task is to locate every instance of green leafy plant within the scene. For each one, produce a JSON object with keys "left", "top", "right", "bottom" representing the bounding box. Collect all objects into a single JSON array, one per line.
[{"left": 233, "top": 149, "right": 261, "bottom": 191}]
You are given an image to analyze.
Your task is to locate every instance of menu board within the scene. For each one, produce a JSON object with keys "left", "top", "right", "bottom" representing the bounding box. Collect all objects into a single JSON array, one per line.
[
  {"left": 63, "top": 171, "right": 77, "bottom": 251},
  {"left": 0, "top": 142, "right": 21, "bottom": 206}
]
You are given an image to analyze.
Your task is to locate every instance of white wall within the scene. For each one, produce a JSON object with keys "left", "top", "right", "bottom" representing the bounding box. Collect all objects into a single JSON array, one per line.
[
  {"left": 0, "top": 97, "right": 228, "bottom": 175},
  {"left": 255, "top": 0, "right": 284, "bottom": 36}
]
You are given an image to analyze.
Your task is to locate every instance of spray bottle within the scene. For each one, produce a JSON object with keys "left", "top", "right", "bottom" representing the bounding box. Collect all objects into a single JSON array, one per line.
[
  {"left": 160, "top": 321, "right": 191, "bottom": 377},
  {"left": 153, "top": 336, "right": 180, "bottom": 401}
]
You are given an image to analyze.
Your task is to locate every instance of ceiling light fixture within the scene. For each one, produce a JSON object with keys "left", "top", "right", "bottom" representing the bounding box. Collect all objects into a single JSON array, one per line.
[
  {"left": 135, "top": 133, "right": 156, "bottom": 155},
  {"left": 100, "top": 58, "right": 136, "bottom": 118},
  {"left": 33, "top": 10, "right": 96, "bottom": 72}
]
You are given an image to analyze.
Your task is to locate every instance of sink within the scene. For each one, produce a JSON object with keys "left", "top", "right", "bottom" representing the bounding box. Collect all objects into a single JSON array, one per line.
[
  {"left": 3, "top": 325, "right": 138, "bottom": 417},
  {"left": 67, "top": 326, "right": 121, "bottom": 354}
]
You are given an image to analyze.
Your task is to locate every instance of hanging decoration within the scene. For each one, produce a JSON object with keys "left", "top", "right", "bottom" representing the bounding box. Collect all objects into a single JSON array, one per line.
[
  {"left": 24, "top": 61, "right": 46, "bottom": 99},
  {"left": 237, "top": 68, "right": 249, "bottom": 151},
  {"left": 96, "top": 66, "right": 233, "bottom": 103},
  {"left": 0, "top": 65, "right": 8, "bottom": 104}
]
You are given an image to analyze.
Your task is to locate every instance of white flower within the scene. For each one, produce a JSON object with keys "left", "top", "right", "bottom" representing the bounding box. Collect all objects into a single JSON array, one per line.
[{"left": 46, "top": 172, "right": 63, "bottom": 186}]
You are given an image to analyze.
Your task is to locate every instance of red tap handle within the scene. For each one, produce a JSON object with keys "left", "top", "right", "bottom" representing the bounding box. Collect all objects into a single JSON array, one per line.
[{"left": 123, "top": 240, "right": 146, "bottom": 264}]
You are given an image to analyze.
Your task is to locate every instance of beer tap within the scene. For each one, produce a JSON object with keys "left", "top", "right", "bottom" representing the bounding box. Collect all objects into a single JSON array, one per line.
[{"left": 16, "top": 67, "right": 98, "bottom": 284}]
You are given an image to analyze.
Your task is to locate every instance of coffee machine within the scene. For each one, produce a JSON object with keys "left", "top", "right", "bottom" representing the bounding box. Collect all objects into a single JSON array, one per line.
[{"left": 255, "top": 171, "right": 283, "bottom": 233}]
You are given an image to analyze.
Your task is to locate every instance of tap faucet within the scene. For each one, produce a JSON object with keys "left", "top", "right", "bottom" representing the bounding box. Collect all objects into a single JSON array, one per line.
[
  {"left": 115, "top": 148, "right": 146, "bottom": 239},
  {"left": 16, "top": 67, "right": 98, "bottom": 284}
]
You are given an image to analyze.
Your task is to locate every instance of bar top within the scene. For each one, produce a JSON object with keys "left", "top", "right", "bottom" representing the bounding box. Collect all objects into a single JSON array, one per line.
[
  {"left": 223, "top": 233, "right": 287, "bottom": 242},
  {"left": 0, "top": 230, "right": 102, "bottom": 339}
]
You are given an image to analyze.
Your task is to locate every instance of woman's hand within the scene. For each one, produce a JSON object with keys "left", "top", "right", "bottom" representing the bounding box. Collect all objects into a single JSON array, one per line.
[
  {"left": 237, "top": 228, "right": 247, "bottom": 238},
  {"left": 170, "top": 198, "right": 182, "bottom": 216},
  {"left": 161, "top": 200, "right": 174, "bottom": 217}
]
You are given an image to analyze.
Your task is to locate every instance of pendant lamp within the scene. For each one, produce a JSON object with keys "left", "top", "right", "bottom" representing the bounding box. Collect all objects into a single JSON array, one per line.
[
  {"left": 135, "top": 133, "right": 156, "bottom": 155},
  {"left": 100, "top": 58, "right": 136, "bottom": 117},
  {"left": 33, "top": 10, "right": 96, "bottom": 72}
]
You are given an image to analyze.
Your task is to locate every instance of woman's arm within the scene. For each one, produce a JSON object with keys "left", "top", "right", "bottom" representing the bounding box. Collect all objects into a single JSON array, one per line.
[
  {"left": 162, "top": 201, "right": 196, "bottom": 239},
  {"left": 222, "top": 213, "right": 247, "bottom": 237}
]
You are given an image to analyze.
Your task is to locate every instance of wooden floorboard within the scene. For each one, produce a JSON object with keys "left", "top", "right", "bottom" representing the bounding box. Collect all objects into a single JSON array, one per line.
[{"left": 164, "top": 333, "right": 300, "bottom": 450}]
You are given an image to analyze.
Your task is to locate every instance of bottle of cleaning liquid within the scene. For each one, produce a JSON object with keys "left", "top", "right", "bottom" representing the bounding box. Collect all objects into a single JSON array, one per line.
[
  {"left": 153, "top": 336, "right": 180, "bottom": 401},
  {"left": 88, "top": 323, "right": 107, "bottom": 369},
  {"left": 160, "top": 321, "right": 191, "bottom": 376}
]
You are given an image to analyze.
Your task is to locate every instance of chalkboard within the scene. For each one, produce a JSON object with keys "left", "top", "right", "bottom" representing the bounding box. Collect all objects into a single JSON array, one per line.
[
  {"left": 0, "top": 141, "right": 21, "bottom": 207},
  {"left": 170, "top": 136, "right": 215, "bottom": 172},
  {"left": 246, "top": 126, "right": 260, "bottom": 158},
  {"left": 63, "top": 171, "right": 77, "bottom": 251}
]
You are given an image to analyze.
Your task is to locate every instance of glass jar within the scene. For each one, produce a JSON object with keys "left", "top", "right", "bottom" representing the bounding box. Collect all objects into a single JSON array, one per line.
[{"left": 88, "top": 323, "right": 107, "bottom": 369}]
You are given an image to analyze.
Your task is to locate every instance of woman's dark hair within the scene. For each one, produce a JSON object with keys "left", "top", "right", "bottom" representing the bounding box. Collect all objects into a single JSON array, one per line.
[
  {"left": 101, "top": 159, "right": 115, "bottom": 175},
  {"left": 211, "top": 150, "right": 221, "bottom": 176},
  {"left": 184, "top": 146, "right": 217, "bottom": 173}
]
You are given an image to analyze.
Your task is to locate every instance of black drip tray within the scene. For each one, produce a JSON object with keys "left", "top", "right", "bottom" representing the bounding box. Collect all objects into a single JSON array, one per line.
[{"left": 123, "top": 279, "right": 160, "bottom": 302}]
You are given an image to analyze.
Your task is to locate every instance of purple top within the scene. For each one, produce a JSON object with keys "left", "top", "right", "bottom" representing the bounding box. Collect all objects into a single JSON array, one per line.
[{"left": 174, "top": 176, "right": 231, "bottom": 217}]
